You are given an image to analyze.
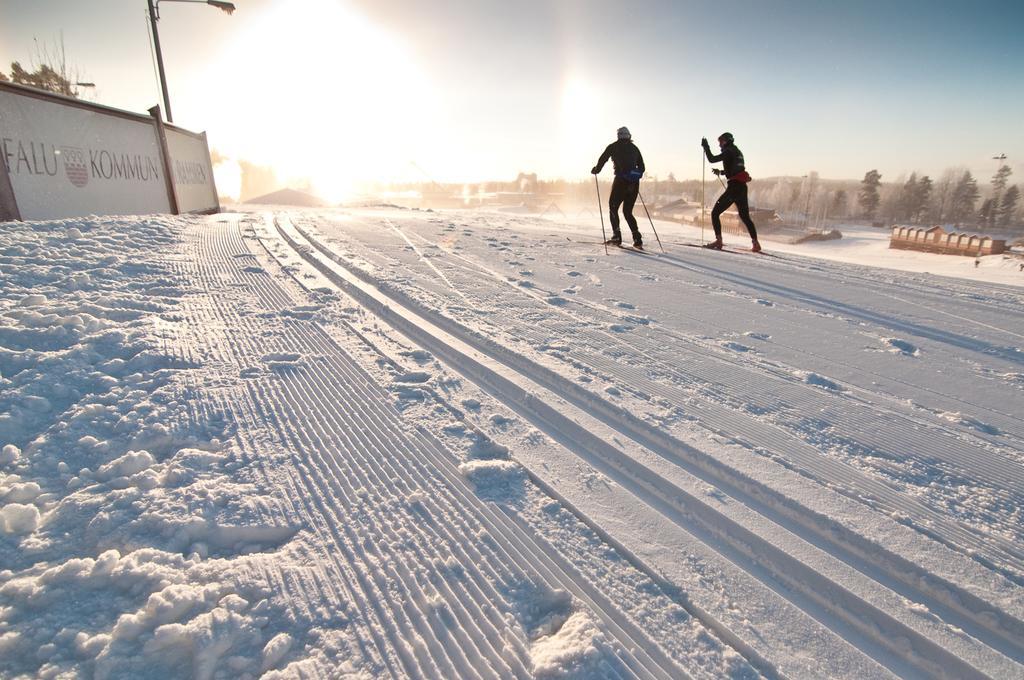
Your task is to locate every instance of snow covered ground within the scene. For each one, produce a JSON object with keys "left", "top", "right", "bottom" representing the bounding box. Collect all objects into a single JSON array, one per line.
[{"left": 2, "top": 207, "right": 1023, "bottom": 679}]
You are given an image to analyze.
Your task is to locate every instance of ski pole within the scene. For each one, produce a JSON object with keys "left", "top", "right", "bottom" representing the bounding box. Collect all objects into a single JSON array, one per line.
[
  {"left": 701, "top": 150, "right": 705, "bottom": 244},
  {"left": 638, "top": 191, "right": 664, "bottom": 253},
  {"left": 595, "top": 175, "right": 608, "bottom": 255}
]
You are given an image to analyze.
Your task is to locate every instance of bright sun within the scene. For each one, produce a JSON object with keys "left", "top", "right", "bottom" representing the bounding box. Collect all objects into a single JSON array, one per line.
[{"left": 198, "top": 0, "right": 437, "bottom": 202}]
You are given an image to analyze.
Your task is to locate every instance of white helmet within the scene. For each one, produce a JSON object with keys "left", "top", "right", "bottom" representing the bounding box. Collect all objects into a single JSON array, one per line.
[{"left": 617, "top": 126, "right": 631, "bottom": 140}]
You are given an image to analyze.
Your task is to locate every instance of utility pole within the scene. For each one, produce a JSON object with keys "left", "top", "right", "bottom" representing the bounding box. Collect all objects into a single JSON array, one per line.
[
  {"left": 146, "top": 0, "right": 235, "bottom": 124},
  {"left": 147, "top": 0, "right": 172, "bottom": 122}
]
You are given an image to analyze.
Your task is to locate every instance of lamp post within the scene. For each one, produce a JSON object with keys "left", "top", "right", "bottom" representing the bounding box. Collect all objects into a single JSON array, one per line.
[{"left": 146, "top": 0, "right": 235, "bottom": 123}]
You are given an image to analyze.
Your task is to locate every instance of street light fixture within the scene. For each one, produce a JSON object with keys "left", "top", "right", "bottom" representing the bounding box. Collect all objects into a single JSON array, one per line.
[{"left": 146, "top": 0, "right": 235, "bottom": 123}]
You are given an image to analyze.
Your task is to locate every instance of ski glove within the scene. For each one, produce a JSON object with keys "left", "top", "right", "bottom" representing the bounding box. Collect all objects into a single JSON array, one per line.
[
  {"left": 712, "top": 168, "right": 724, "bottom": 176},
  {"left": 591, "top": 166, "right": 600, "bottom": 174},
  {"left": 701, "top": 137, "right": 710, "bottom": 149}
]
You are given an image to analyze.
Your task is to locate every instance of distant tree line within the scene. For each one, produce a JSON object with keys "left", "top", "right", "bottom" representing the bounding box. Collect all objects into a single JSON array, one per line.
[
  {"left": 374, "top": 167, "right": 1022, "bottom": 233},
  {"left": 745, "top": 166, "right": 1021, "bottom": 231},
  {"left": 861, "top": 166, "right": 1020, "bottom": 229}
]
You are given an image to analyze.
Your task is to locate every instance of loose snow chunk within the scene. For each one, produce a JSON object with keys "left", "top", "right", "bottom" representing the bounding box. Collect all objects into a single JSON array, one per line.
[
  {"left": 96, "top": 450, "right": 156, "bottom": 481},
  {"left": 219, "top": 594, "right": 250, "bottom": 612},
  {"left": 400, "top": 349, "right": 433, "bottom": 364},
  {"left": 884, "top": 337, "right": 920, "bottom": 356},
  {"left": 260, "top": 632, "right": 294, "bottom": 672},
  {"left": 940, "top": 412, "right": 1000, "bottom": 435},
  {"left": 459, "top": 460, "right": 524, "bottom": 501},
  {"left": 18, "top": 294, "right": 47, "bottom": 307},
  {"left": 92, "top": 549, "right": 121, "bottom": 577},
  {"left": 22, "top": 395, "right": 52, "bottom": 413},
  {"left": 798, "top": 371, "right": 843, "bottom": 391},
  {"left": 113, "top": 583, "right": 212, "bottom": 640},
  {"left": 3, "top": 481, "right": 42, "bottom": 503},
  {"left": 393, "top": 371, "right": 431, "bottom": 384},
  {"left": 261, "top": 352, "right": 301, "bottom": 363},
  {"left": 143, "top": 606, "right": 258, "bottom": 678},
  {"left": 0, "top": 631, "right": 22, "bottom": 655},
  {"left": 530, "top": 611, "right": 607, "bottom": 678},
  {"left": 0, "top": 444, "right": 20, "bottom": 465},
  {"left": 0, "top": 503, "right": 41, "bottom": 535},
  {"left": 262, "top": 352, "right": 304, "bottom": 371},
  {"left": 468, "top": 436, "right": 510, "bottom": 461}
]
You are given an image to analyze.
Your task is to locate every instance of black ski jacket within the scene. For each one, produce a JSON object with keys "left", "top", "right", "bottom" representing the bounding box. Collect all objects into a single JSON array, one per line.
[
  {"left": 594, "top": 140, "right": 645, "bottom": 180},
  {"left": 704, "top": 143, "right": 746, "bottom": 179}
]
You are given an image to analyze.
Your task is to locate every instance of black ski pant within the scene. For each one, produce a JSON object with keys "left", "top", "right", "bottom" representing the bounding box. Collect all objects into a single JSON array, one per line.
[
  {"left": 711, "top": 180, "right": 758, "bottom": 242},
  {"left": 608, "top": 177, "right": 641, "bottom": 241}
]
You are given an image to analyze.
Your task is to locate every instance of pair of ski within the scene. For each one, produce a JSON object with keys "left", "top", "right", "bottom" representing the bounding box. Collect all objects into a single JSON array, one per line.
[
  {"left": 604, "top": 239, "right": 646, "bottom": 252},
  {"left": 679, "top": 242, "right": 770, "bottom": 257},
  {"left": 568, "top": 236, "right": 769, "bottom": 256},
  {"left": 566, "top": 236, "right": 649, "bottom": 253}
]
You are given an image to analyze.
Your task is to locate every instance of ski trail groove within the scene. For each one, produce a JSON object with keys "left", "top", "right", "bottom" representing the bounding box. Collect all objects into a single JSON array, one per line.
[
  {"left": 189, "top": 216, "right": 692, "bottom": 678},
  {"left": 277, "top": 214, "right": 1024, "bottom": 679},
  {"left": 364, "top": 217, "right": 1024, "bottom": 575}
]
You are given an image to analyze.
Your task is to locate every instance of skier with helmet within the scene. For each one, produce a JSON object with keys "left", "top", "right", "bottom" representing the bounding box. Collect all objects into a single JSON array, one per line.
[
  {"left": 702, "top": 132, "right": 760, "bottom": 252},
  {"left": 592, "top": 127, "right": 645, "bottom": 248}
]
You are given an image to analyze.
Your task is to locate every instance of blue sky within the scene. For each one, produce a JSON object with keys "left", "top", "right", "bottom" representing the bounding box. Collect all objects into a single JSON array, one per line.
[{"left": 2, "top": 0, "right": 1022, "bottom": 192}]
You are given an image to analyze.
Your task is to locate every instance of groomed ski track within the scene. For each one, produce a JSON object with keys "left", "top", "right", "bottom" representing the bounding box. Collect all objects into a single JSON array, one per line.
[
  {"left": 180, "top": 208, "right": 1019, "bottom": 680},
  {"left": 174, "top": 214, "right": 749, "bottom": 679}
]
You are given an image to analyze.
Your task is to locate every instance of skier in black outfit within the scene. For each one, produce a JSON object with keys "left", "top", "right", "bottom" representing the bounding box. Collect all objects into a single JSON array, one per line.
[
  {"left": 702, "top": 132, "right": 760, "bottom": 252},
  {"left": 592, "top": 127, "right": 645, "bottom": 248}
]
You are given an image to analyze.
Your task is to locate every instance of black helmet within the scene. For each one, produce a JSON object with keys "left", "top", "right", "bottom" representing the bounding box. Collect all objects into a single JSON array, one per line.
[{"left": 718, "top": 132, "right": 734, "bottom": 144}]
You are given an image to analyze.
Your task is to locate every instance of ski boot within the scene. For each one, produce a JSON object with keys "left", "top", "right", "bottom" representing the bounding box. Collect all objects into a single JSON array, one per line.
[
  {"left": 703, "top": 239, "right": 723, "bottom": 250},
  {"left": 751, "top": 240, "right": 762, "bottom": 253}
]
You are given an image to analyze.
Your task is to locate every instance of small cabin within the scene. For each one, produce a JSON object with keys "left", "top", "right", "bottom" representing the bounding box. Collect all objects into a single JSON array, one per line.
[{"left": 890, "top": 225, "right": 1006, "bottom": 256}]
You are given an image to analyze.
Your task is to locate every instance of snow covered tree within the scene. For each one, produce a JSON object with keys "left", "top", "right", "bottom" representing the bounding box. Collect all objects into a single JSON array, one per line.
[
  {"left": 988, "top": 165, "right": 1013, "bottom": 227},
  {"left": 830, "top": 189, "right": 848, "bottom": 219},
  {"left": 999, "top": 185, "right": 1020, "bottom": 227},
  {"left": 928, "top": 168, "right": 960, "bottom": 223},
  {"left": 2, "top": 37, "right": 88, "bottom": 98},
  {"left": 7, "top": 61, "right": 78, "bottom": 96},
  {"left": 910, "top": 175, "right": 932, "bottom": 223},
  {"left": 992, "top": 165, "right": 1012, "bottom": 195},
  {"left": 979, "top": 198, "right": 995, "bottom": 226},
  {"left": 895, "top": 173, "right": 918, "bottom": 222},
  {"left": 858, "top": 170, "right": 882, "bottom": 219},
  {"left": 948, "top": 170, "right": 980, "bottom": 225}
]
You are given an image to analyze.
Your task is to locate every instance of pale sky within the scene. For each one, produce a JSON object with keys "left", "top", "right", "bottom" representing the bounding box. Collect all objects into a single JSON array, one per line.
[{"left": 2, "top": 0, "right": 1023, "bottom": 199}]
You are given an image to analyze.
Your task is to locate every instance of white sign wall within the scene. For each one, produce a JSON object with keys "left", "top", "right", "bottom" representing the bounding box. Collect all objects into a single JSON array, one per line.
[
  {"left": 165, "top": 127, "right": 218, "bottom": 214},
  {"left": 0, "top": 83, "right": 219, "bottom": 221}
]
